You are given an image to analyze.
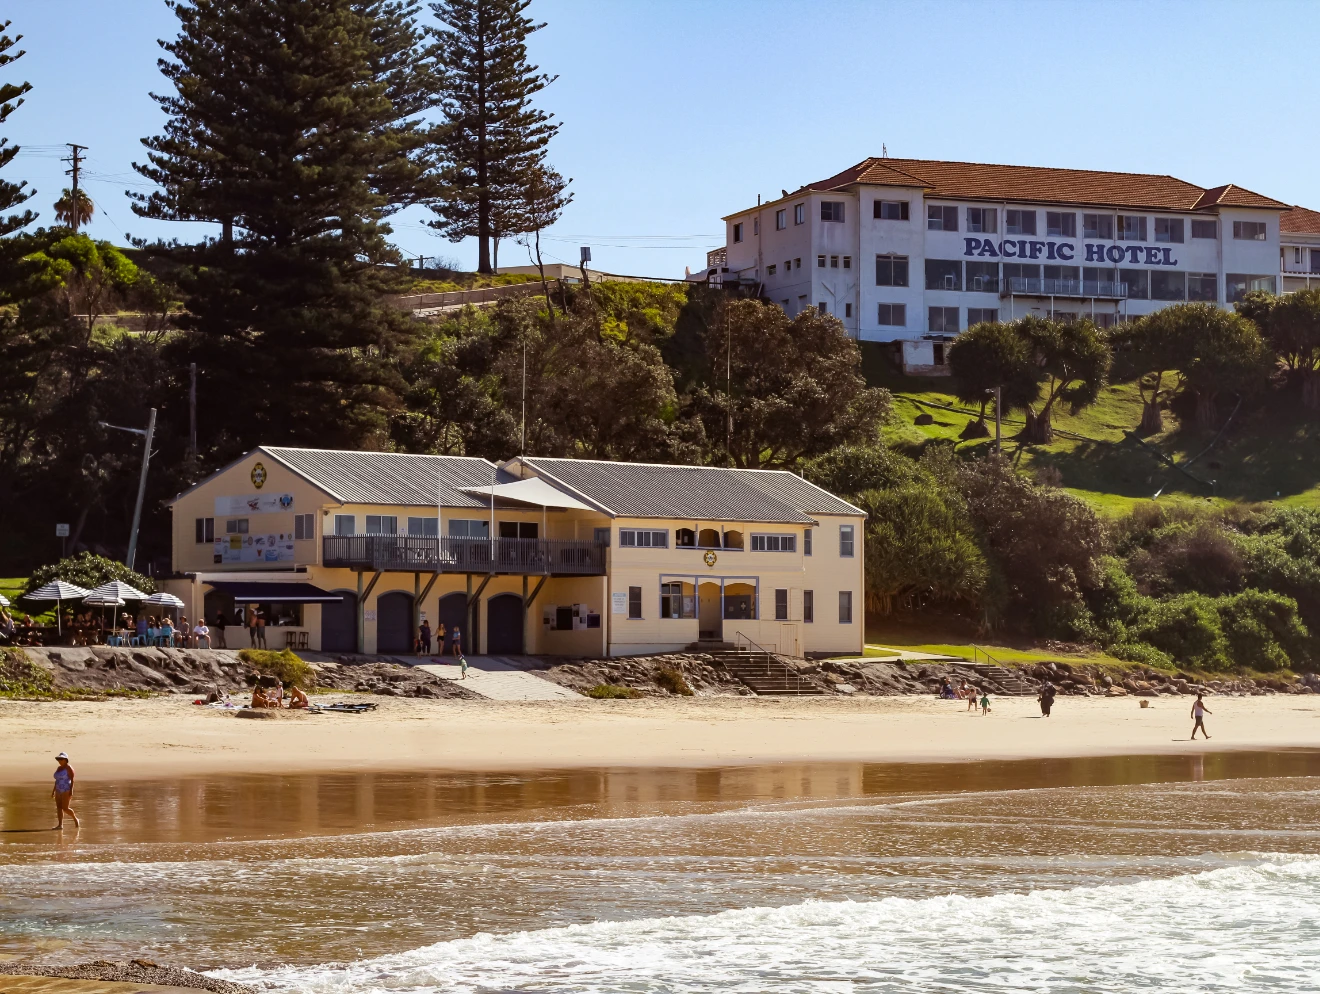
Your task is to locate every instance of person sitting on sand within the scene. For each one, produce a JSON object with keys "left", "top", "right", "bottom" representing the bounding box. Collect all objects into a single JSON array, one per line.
[{"left": 287, "top": 685, "right": 309, "bottom": 709}]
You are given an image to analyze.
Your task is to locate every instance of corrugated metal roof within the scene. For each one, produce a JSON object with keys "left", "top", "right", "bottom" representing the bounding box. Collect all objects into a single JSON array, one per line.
[
  {"left": 261, "top": 447, "right": 509, "bottom": 508},
  {"left": 520, "top": 458, "right": 864, "bottom": 523}
]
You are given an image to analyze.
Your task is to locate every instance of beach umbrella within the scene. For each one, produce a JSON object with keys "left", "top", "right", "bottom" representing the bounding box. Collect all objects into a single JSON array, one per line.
[
  {"left": 87, "top": 580, "right": 148, "bottom": 602},
  {"left": 0, "top": 594, "right": 8, "bottom": 607},
  {"left": 23, "top": 580, "right": 91, "bottom": 636},
  {"left": 83, "top": 592, "right": 126, "bottom": 633},
  {"left": 144, "top": 591, "right": 185, "bottom": 624}
]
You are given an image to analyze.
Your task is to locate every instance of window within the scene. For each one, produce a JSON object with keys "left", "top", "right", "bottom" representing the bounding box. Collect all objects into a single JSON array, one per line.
[
  {"left": 594, "top": 527, "right": 611, "bottom": 546},
  {"left": 1002, "top": 262, "right": 1040, "bottom": 285},
  {"left": 226, "top": 518, "right": 249, "bottom": 535},
  {"left": 732, "top": 222, "right": 743, "bottom": 243},
  {"left": 628, "top": 585, "right": 642, "bottom": 620},
  {"left": 1082, "top": 214, "right": 1112, "bottom": 239},
  {"left": 933, "top": 343, "right": 946, "bottom": 366},
  {"left": 1118, "top": 215, "right": 1147, "bottom": 241},
  {"left": 1043, "top": 264, "right": 1079, "bottom": 283},
  {"left": 365, "top": 515, "right": 397, "bottom": 535},
  {"left": 1120, "top": 269, "right": 1149, "bottom": 299},
  {"left": 333, "top": 514, "right": 355, "bottom": 536},
  {"left": 660, "top": 581, "right": 695, "bottom": 619},
  {"left": 1046, "top": 211, "right": 1076, "bottom": 238},
  {"left": 875, "top": 200, "right": 909, "bottom": 220},
  {"left": 830, "top": 255, "right": 839, "bottom": 268},
  {"left": 1191, "top": 219, "right": 1218, "bottom": 239},
  {"left": 839, "top": 525, "right": 855, "bottom": 558},
  {"left": 1188, "top": 273, "right": 1218, "bottom": 302},
  {"left": 928, "top": 306, "right": 959, "bottom": 333},
  {"left": 927, "top": 205, "right": 958, "bottom": 231},
  {"left": 767, "top": 264, "right": 777, "bottom": 276},
  {"left": 1313, "top": 249, "right": 1320, "bottom": 274},
  {"left": 675, "top": 527, "right": 696, "bottom": 547},
  {"left": 794, "top": 204, "right": 805, "bottom": 225},
  {"left": 1084, "top": 266, "right": 1116, "bottom": 287},
  {"left": 877, "top": 303, "right": 907, "bottom": 326},
  {"left": 875, "top": 254, "right": 909, "bottom": 287},
  {"left": 195, "top": 517, "right": 214, "bottom": 543},
  {"left": 1155, "top": 218, "right": 1184, "bottom": 243},
  {"left": 821, "top": 201, "right": 845, "bottom": 222},
  {"left": 784, "top": 260, "right": 791, "bottom": 274},
  {"left": 1295, "top": 247, "right": 1304, "bottom": 265},
  {"left": 295, "top": 513, "right": 316, "bottom": 540},
  {"left": 818, "top": 302, "right": 827, "bottom": 314},
  {"left": 498, "top": 521, "right": 538, "bottom": 539},
  {"left": 965, "top": 260, "right": 998, "bottom": 292},
  {"left": 1151, "top": 270, "right": 1186, "bottom": 301},
  {"left": 803, "top": 590, "right": 814, "bottom": 623},
  {"left": 842, "top": 256, "right": 851, "bottom": 269},
  {"left": 751, "top": 533, "right": 797, "bottom": 552},
  {"left": 723, "top": 530, "right": 744, "bottom": 549},
  {"left": 1227, "top": 274, "right": 1277, "bottom": 302},
  {"left": 817, "top": 255, "right": 826, "bottom": 268},
  {"left": 844, "top": 303, "right": 853, "bottom": 318},
  {"left": 967, "top": 207, "right": 997, "bottom": 233},
  {"left": 839, "top": 591, "right": 853, "bottom": 624},
  {"left": 925, "top": 259, "right": 961, "bottom": 291},
  {"left": 775, "top": 209, "right": 786, "bottom": 230},
  {"left": 794, "top": 258, "right": 801, "bottom": 269},
  {"left": 804, "top": 528, "right": 812, "bottom": 556},
  {"left": 1233, "top": 220, "right": 1267, "bottom": 241},
  {"left": 967, "top": 307, "right": 999, "bottom": 325},
  {"left": 618, "top": 528, "right": 668, "bottom": 548},
  {"left": 448, "top": 518, "right": 489, "bottom": 538},
  {"left": 1006, "top": 209, "right": 1036, "bottom": 236},
  {"left": 774, "top": 588, "right": 789, "bottom": 621}
]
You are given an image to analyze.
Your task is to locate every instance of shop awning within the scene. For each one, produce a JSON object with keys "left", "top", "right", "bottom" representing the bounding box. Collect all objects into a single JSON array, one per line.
[
  {"left": 205, "top": 581, "right": 344, "bottom": 603},
  {"left": 460, "top": 477, "right": 597, "bottom": 511}
]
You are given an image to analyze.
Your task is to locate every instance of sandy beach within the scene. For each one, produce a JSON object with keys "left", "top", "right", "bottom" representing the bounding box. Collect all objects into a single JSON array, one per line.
[{"left": 2, "top": 693, "right": 1319, "bottom": 782}]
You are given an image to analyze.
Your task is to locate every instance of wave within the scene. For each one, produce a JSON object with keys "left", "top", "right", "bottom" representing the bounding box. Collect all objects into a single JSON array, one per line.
[{"left": 215, "top": 856, "right": 1320, "bottom": 993}]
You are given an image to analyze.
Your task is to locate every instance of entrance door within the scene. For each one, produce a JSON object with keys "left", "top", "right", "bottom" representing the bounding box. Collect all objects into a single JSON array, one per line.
[
  {"left": 698, "top": 582, "right": 722, "bottom": 641},
  {"left": 437, "top": 592, "right": 468, "bottom": 654},
  {"left": 486, "top": 592, "right": 524, "bottom": 655},
  {"left": 779, "top": 623, "right": 800, "bottom": 657},
  {"left": 320, "top": 590, "right": 357, "bottom": 653},
  {"left": 376, "top": 591, "right": 414, "bottom": 654}
]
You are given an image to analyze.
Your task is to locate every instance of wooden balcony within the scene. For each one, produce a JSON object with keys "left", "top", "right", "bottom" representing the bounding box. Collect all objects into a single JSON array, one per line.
[{"left": 322, "top": 535, "right": 607, "bottom": 576}]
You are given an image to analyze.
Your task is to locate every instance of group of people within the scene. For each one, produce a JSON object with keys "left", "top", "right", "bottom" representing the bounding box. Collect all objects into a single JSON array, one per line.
[
  {"left": 414, "top": 620, "right": 463, "bottom": 658},
  {"left": 249, "top": 678, "right": 309, "bottom": 709},
  {"left": 939, "top": 678, "right": 991, "bottom": 715}
]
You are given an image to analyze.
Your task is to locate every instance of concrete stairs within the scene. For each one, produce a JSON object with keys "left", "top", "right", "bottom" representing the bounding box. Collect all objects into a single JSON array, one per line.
[
  {"left": 686, "top": 641, "right": 824, "bottom": 696},
  {"left": 967, "top": 662, "right": 1036, "bottom": 696}
]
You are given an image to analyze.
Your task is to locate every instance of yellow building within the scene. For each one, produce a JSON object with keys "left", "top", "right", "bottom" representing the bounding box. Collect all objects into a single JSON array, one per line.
[{"left": 163, "top": 447, "right": 866, "bottom": 657}]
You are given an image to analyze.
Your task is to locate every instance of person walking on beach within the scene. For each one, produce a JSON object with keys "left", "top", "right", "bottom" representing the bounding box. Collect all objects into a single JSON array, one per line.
[
  {"left": 52, "top": 752, "right": 79, "bottom": 829},
  {"left": 1038, "top": 681, "right": 1056, "bottom": 717},
  {"left": 1190, "top": 694, "right": 1212, "bottom": 740}
]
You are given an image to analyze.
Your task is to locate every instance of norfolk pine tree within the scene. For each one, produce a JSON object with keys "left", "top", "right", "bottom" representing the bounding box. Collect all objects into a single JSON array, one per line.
[{"left": 0, "top": 21, "right": 34, "bottom": 239}]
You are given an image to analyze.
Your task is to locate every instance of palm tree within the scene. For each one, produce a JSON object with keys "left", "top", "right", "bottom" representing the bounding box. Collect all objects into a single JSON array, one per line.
[{"left": 54, "top": 187, "right": 93, "bottom": 230}]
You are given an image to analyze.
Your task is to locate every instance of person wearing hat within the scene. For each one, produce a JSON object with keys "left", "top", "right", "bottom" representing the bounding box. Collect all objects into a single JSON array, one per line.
[{"left": 52, "top": 752, "right": 79, "bottom": 829}]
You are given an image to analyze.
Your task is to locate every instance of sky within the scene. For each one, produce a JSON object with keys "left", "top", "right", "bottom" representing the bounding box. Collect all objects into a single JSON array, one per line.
[{"left": 5, "top": 0, "right": 1318, "bottom": 278}]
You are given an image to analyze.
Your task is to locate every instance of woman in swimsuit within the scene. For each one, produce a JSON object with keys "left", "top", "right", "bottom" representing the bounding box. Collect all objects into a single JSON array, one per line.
[{"left": 52, "top": 752, "right": 79, "bottom": 829}]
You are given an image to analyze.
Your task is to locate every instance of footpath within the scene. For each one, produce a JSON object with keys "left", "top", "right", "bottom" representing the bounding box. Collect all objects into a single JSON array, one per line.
[{"left": 412, "top": 656, "right": 582, "bottom": 701}]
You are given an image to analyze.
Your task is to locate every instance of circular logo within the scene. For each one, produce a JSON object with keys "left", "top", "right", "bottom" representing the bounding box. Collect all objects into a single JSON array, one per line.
[
  {"left": 703, "top": 550, "right": 718, "bottom": 567},
  {"left": 251, "top": 462, "right": 267, "bottom": 489}
]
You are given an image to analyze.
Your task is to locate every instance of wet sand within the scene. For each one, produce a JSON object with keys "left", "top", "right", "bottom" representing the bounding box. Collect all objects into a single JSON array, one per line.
[
  {"left": 0, "top": 979, "right": 208, "bottom": 994},
  {"left": 2, "top": 693, "right": 1319, "bottom": 783}
]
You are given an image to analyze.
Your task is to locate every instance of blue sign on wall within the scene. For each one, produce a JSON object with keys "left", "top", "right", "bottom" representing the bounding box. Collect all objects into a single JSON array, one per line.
[{"left": 963, "top": 237, "right": 1178, "bottom": 267}]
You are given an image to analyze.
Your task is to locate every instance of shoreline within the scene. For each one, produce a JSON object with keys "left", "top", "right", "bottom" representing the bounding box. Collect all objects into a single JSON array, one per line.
[{"left": 2, "top": 694, "right": 1319, "bottom": 783}]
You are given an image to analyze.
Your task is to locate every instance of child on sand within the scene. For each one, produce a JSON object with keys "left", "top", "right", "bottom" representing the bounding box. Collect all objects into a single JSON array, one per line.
[
  {"left": 980, "top": 691, "right": 991, "bottom": 714},
  {"left": 52, "top": 752, "right": 78, "bottom": 829}
]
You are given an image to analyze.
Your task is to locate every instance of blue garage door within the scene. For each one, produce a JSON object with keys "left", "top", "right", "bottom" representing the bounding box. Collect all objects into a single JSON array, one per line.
[{"left": 376, "top": 591, "right": 414, "bottom": 654}]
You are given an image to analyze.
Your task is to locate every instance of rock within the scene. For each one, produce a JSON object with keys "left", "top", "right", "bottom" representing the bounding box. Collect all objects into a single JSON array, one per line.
[
  {"left": 235, "top": 708, "right": 279, "bottom": 719},
  {"left": 914, "top": 412, "right": 935, "bottom": 425},
  {"left": 835, "top": 683, "right": 856, "bottom": 694},
  {"left": 1105, "top": 686, "right": 1128, "bottom": 696}
]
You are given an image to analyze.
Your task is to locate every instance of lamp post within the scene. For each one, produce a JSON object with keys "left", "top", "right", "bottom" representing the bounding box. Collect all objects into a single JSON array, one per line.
[
  {"left": 986, "top": 386, "right": 1002, "bottom": 454},
  {"left": 100, "top": 408, "right": 156, "bottom": 570}
]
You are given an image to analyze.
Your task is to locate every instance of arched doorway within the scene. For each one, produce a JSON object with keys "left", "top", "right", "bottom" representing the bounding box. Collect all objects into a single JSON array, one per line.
[
  {"left": 486, "top": 593, "right": 524, "bottom": 655},
  {"left": 320, "top": 590, "right": 357, "bottom": 653},
  {"left": 436, "top": 592, "right": 468, "bottom": 654},
  {"left": 376, "top": 591, "right": 414, "bottom": 654}
]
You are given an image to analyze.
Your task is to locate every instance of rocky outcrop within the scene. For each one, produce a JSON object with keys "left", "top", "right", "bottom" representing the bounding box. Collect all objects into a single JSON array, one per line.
[{"left": 8, "top": 959, "right": 254, "bottom": 993}]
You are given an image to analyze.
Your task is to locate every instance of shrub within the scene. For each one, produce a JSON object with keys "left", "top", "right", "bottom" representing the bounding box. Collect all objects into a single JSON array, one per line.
[
  {"left": 237, "top": 648, "right": 317, "bottom": 689},
  {"left": 1110, "top": 640, "right": 1174, "bottom": 669},
  {"left": 586, "top": 684, "right": 642, "bottom": 699},
  {"left": 1086, "top": 556, "right": 1152, "bottom": 631},
  {"left": 0, "top": 648, "right": 54, "bottom": 698},
  {"left": 1215, "top": 589, "right": 1309, "bottom": 672},
  {"left": 24, "top": 553, "right": 155, "bottom": 598},
  {"left": 655, "top": 668, "right": 694, "bottom": 696},
  {"left": 1134, "top": 593, "right": 1230, "bottom": 671},
  {"left": 1125, "top": 519, "right": 1243, "bottom": 597}
]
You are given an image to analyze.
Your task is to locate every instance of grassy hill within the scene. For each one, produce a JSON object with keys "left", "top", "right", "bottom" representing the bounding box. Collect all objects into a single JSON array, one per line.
[{"left": 861, "top": 343, "right": 1320, "bottom": 516}]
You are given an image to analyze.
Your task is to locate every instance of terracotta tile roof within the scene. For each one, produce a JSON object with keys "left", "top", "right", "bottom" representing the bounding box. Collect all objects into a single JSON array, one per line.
[
  {"left": 804, "top": 157, "right": 1290, "bottom": 213},
  {"left": 1281, "top": 205, "right": 1320, "bottom": 235}
]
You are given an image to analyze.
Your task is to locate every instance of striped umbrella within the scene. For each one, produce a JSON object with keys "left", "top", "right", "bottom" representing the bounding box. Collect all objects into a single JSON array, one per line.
[{"left": 23, "top": 581, "right": 91, "bottom": 636}]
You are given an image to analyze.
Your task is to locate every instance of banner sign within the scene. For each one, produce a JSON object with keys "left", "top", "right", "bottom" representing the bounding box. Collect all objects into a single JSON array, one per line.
[
  {"left": 962, "top": 237, "right": 1178, "bottom": 266},
  {"left": 215, "top": 493, "right": 295, "bottom": 515},
  {"left": 213, "top": 532, "right": 297, "bottom": 564}
]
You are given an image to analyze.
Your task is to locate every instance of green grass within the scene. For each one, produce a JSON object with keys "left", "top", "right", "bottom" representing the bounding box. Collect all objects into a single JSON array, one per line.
[
  {"left": 863, "top": 640, "right": 1127, "bottom": 667},
  {"left": 0, "top": 577, "right": 54, "bottom": 623}
]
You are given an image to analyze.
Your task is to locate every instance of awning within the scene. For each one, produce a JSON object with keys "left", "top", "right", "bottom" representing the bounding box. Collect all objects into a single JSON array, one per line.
[
  {"left": 460, "top": 477, "right": 597, "bottom": 511},
  {"left": 205, "top": 581, "right": 344, "bottom": 604}
]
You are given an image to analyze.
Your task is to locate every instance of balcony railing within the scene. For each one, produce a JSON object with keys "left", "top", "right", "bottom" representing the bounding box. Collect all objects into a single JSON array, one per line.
[
  {"left": 1002, "top": 277, "right": 1129, "bottom": 299},
  {"left": 323, "top": 535, "right": 607, "bottom": 575}
]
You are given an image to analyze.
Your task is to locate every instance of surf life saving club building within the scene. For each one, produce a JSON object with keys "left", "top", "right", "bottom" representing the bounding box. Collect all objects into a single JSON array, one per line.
[
  {"left": 716, "top": 157, "right": 1288, "bottom": 371},
  {"left": 162, "top": 447, "right": 865, "bottom": 659}
]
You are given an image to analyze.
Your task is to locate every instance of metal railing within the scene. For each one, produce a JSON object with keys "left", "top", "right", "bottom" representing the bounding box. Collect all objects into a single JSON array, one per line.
[
  {"left": 322, "top": 535, "right": 607, "bottom": 575},
  {"left": 1002, "top": 277, "right": 1129, "bottom": 299},
  {"left": 733, "top": 632, "right": 811, "bottom": 692}
]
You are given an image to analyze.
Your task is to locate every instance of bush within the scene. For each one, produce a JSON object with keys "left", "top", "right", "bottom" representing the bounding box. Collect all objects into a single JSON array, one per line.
[
  {"left": 655, "top": 668, "right": 694, "bottom": 696},
  {"left": 1215, "top": 589, "right": 1308, "bottom": 672},
  {"left": 1110, "top": 640, "right": 1174, "bottom": 669},
  {"left": 0, "top": 648, "right": 54, "bottom": 698},
  {"left": 1134, "top": 593, "right": 1230, "bottom": 671},
  {"left": 1086, "top": 556, "right": 1152, "bottom": 631},
  {"left": 585, "top": 684, "right": 642, "bottom": 699},
  {"left": 237, "top": 648, "right": 317, "bottom": 689},
  {"left": 24, "top": 552, "right": 154, "bottom": 598}
]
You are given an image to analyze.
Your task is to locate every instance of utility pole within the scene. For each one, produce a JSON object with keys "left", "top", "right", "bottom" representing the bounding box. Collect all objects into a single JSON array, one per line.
[
  {"left": 63, "top": 143, "right": 88, "bottom": 232},
  {"left": 100, "top": 409, "right": 157, "bottom": 570}
]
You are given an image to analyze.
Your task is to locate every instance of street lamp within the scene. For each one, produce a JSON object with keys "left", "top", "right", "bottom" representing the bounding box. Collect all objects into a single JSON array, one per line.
[{"left": 100, "top": 408, "right": 156, "bottom": 570}]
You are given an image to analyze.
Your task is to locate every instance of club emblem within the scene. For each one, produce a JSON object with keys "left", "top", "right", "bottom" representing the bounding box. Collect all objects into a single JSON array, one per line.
[
  {"left": 251, "top": 462, "right": 267, "bottom": 489},
  {"left": 703, "top": 550, "right": 718, "bottom": 567}
]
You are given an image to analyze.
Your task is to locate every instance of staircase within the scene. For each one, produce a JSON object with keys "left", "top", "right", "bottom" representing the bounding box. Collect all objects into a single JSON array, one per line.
[
  {"left": 686, "top": 640, "right": 824, "bottom": 696},
  {"left": 967, "top": 663, "right": 1036, "bottom": 696}
]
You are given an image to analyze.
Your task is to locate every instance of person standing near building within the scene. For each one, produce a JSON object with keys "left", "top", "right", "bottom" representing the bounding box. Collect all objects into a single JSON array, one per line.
[
  {"left": 254, "top": 610, "right": 267, "bottom": 649},
  {"left": 246, "top": 606, "right": 258, "bottom": 647},
  {"left": 1190, "top": 694, "right": 1212, "bottom": 739},
  {"left": 52, "top": 752, "right": 79, "bottom": 829},
  {"left": 419, "top": 619, "right": 432, "bottom": 656},
  {"left": 213, "top": 611, "right": 228, "bottom": 649}
]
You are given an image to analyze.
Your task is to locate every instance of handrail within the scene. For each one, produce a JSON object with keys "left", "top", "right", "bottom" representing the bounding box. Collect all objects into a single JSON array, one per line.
[
  {"left": 733, "top": 631, "right": 808, "bottom": 692},
  {"left": 970, "top": 643, "right": 1007, "bottom": 668}
]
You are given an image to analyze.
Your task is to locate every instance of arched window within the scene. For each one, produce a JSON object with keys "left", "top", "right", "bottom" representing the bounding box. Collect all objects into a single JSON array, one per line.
[
  {"left": 698, "top": 528, "right": 721, "bottom": 548},
  {"left": 723, "top": 530, "right": 744, "bottom": 550},
  {"left": 676, "top": 528, "right": 696, "bottom": 547}
]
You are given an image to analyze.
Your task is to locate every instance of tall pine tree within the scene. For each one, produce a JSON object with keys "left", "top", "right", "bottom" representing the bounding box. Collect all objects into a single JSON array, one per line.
[
  {"left": 427, "top": 0, "right": 567, "bottom": 273},
  {"left": 0, "top": 21, "right": 35, "bottom": 237},
  {"left": 131, "top": 0, "right": 439, "bottom": 453}
]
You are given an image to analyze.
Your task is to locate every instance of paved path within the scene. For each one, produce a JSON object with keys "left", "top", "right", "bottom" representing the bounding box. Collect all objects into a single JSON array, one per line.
[
  {"left": 413, "top": 655, "right": 581, "bottom": 701},
  {"left": 860, "top": 646, "right": 964, "bottom": 662}
]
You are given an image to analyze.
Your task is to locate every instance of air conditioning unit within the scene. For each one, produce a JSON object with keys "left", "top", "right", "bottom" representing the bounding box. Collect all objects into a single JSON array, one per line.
[
  {"left": 972, "top": 277, "right": 984, "bottom": 291},
  {"left": 944, "top": 275, "right": 956, "bottom": 290}
]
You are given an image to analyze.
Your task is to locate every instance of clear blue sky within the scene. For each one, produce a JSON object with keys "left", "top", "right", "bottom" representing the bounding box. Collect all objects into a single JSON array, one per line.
[{"left": 6, "top": 0, "right": 1316, "bottom": 277}]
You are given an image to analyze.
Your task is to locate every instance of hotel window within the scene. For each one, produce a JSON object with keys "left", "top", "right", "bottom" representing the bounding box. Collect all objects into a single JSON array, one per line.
[
  {"left": 1044, "top": 264, "right": 1080, "bottom": 283},
  {"left": 965, "top": 260, "right": 998, "bottom": 292},
  {"left": 1046, "top": 212, "right": 1076, "bottom": 237},
  {"left": 925, "top": 259, "right": 962, "bottom": 291},
  {"left": 775, "top": 209, "right": 786, "bottom": 230},
  {"left": 1084, "top": 266, "right": 1116, "bottom": 288},
  {"left": 804, "top": 528, "right": 812, "bottom": 556},
  {"left": 448, "top": 518, "right": 490, "bottom": 538},
  {"left": 498, "top": 521, "right": 538, "bottom": 540},
  {"left": 1002, "top": 262, "right": 1040, "bottom": 285},
  {"left": 660, "top": 581, "right": 696, "bottom": 619},
  {"left": 875, "top": 254, "right": 909, "bottom": 286},
  {"left": 794, "top": 257, "right": 801, "bottom": 269},
  {"left": 827, "top": 256, "right": 838, "bottom": 268},
  {"left": 967, "top": 307, "right": 999, "bottom": 325},
  {"left": 1191, "top": 219, "right": 1218, "bottom": 239},
  {"left": 195, "top": 517, "right": 214, "bottom": 543},
  {"left": 875, "top": 199, "right": 909, "bottom": 220},
  {"left": 839, "top": 525, "right": 855, "bottom": 557},
  {"left": 817, "top": 255, "right": 826, "bottom": 268},
  {"left": 928, "top": 307, "right": 959, "bottom": 333},
  {"left": 365, "top": 515, "right": 397, "bottom": 535},
  {"left": 1083, "top": 214, "right": 1114, "bottom": 239},
  {"left": 1155, "top": 218, "right": 1184, "bottom": 243},
  {"left": 842, "top": 256, "right": 851, "bottom": 269},
  {"left": 1006, "top": 209, "right": 1036, "bottom": 236},
  {"left": 1295, "top": 247, "right": 1304, "bottom": 265},
  {"left": 618, "top": 528, "right": 668, "bottom": 548},
  {"left": 628, "top": 586, "right": 642, "bottom": 619},
  {"left": 967, "top": 207, "right": 997, "bottom": 233},
  {"left": 1188, "top": 273, "right": 1218, "bottom": 302},
  {"left": 1118, "top": 215, "right": 1147, "bottom": 241},
  {"left": 226, "top": 518, "right": 249, "bottom": 534},
  {"left": 927, "top": 205, "right": 958, "bottom": 231},
  {"left": 803, "top": 590, "right": 814, "bottom": 623},
  {"left": 877, "top": 302, "right": 907, "bottom": 326},
  {"left": 406, "top": 516, "right": 438, "bottom": 537},
  {"left": 821, "top": 201, "right": 845, "bottom": 222},
  {"left": 784, "top": 260, "right": 791, "bottom": 273},
  {"left": 1233, "top": 220, "right": 1267, "bottom": 241},
  {"left": 767, "top": 264, "right": 777, "bottom": 276},
  {"left": 732, "top": 222, "right": 743, "bottom": 243},
  {"left": 333, "top": 514, "right": 355, "bottom": 536},
  {"left": 1120, "top": 269, "right": 1149, "bottom": 299},
  {"left": 774, "top": 589, "right": 789, "bottom": 621},
  {"left": 1312, "top": 249, "right": 1320, "bottom": 273},
  {"left": 1151, "top": 270, "right": 1186, "bottom": 301},
  {"left": 794, "top": 204, "right": 805, "bottom": 225},
  {"left": 1226, "top": 274, "right": 1277, "bottom": 302},
  {"left": 844, "top": 303, "right": 853, "bottom": 318},
  {"left": 838, "top": 591, "right": 853, "bottom": 624},
  {"left": 818, "top": 302, "right": 827, "bottom": 314},
  {"left": 751, "top": 533, "right": 797, "bottom": 552},
  {"left": 295, "top": 513, "right": 316, "bottom": 540}
]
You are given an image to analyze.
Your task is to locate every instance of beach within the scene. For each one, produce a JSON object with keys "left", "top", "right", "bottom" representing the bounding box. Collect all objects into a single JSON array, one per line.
[{"left": 2, "top": 692, "right": 1318, "bottom": 783}]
